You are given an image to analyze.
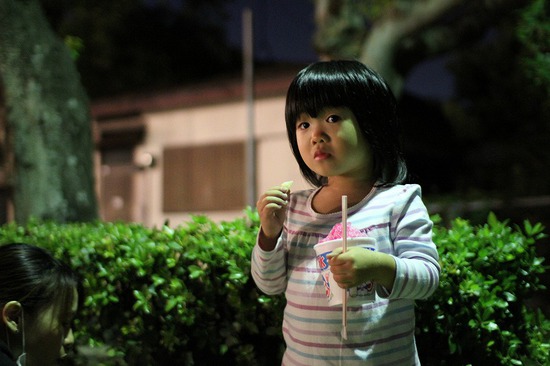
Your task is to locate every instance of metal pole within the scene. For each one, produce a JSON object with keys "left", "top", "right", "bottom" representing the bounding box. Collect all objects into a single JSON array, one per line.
[{"left": 243, "top": 8, "right": 256, "bottom": 207}]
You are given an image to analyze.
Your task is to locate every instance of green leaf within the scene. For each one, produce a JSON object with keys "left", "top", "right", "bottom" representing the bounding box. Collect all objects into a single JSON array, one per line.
[{"left": 188, "top": 264, "right": 204, "bottom": 279}]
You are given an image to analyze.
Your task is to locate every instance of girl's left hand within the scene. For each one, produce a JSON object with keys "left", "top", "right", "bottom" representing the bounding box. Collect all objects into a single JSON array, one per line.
[{"left": 328, "top": 247, "right": 396, "bottom": 291}]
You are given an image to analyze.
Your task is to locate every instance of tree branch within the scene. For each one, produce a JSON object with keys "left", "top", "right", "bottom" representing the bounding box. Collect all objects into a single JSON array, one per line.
[{"left": 360, "top": 0, "right": 464, "bottom": 95}]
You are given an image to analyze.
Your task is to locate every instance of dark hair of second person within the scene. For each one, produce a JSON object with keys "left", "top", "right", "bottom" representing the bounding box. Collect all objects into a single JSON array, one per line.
[{"left": 0, "top": 243, "right": 80, "bottom": 366}]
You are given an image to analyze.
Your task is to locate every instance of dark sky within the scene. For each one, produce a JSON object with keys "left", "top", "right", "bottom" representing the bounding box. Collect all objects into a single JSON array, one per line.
[
  {"left": 223, "top": 0, "right": 318, "bottom": 63},
  {"left": 405, "top": 56, "right": 454, "bottom": 100},
  {"left": 222, "top": 0, "right": 454, "bottom": 101}
]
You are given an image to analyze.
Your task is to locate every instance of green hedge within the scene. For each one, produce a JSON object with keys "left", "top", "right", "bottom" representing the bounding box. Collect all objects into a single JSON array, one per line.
[
  {"left": 416, "top": 213, "right": 549, "bottom": 365},
  {"left": 0, "top": 210, "right": 548, "bottom": 365}
]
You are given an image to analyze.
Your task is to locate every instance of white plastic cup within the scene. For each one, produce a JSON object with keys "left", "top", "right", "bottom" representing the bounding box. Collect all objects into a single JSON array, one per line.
[{"left": 314, "top": 237, "right": 376, "bottom": 306}]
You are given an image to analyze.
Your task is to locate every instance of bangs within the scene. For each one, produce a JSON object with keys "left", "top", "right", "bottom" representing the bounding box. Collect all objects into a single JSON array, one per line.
[
  {"left": 30, "top": 259, "right": 79, "bottom": 314},
  {"left": 39, "top": 271, "right": 79, "bottom": 319},
  {"left": 57, "top": 271, "right": 78, "bottom": 309},
  {"left": 286, "top": 66, "right": 358, "bottom": 127},
  {"left": 52, "top": 263, "right": 79, "bottom": 312}
]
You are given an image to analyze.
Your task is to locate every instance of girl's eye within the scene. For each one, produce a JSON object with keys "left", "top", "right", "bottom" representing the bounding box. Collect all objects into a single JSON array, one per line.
[
  {"left": 297, "top": 121, "right": 310, "bottom": 130},
  {"left": 326, "top": 115, "right": 341, "bottom": 123}
]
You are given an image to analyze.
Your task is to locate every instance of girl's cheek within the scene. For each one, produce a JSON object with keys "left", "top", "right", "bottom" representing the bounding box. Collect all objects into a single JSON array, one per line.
[{"left": 338, "top": 120, "right": 361, "bottom": 146}]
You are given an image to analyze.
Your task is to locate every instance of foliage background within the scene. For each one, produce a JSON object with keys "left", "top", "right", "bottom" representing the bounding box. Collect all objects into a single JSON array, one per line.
[{"left": 0, "top": 209, "right": 548, "bottom": 365}]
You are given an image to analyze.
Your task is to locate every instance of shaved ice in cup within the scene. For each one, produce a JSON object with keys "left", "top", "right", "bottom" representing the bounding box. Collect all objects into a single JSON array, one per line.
[
  {"left": 314, "top": 223, "right": 376, "bottom": 306},
  {"left": 322, "top": 222, "right": 365, "bottom": 242}
]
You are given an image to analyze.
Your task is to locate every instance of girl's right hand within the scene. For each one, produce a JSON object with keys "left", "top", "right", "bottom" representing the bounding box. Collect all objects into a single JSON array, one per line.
[{"left": 256, "top": 182, "right": 292, "bottom": 244}]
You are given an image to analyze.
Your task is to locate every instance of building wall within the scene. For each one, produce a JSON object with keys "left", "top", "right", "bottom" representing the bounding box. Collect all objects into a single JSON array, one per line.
[{"left": 107, "top": 94, "right": 310, "bottom": 226}]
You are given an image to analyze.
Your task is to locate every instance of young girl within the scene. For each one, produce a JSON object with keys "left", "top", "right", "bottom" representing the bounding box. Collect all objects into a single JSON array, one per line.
[
  {"left": 252, "top": 60, "right": 440, "bottom": 365},
  {"left": 0, "top": 243, "right": 80, "bottom": 366}
]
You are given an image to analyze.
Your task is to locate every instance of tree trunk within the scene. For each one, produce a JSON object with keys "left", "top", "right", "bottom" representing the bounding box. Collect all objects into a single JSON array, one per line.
[{"left": 0, "top": 0, "right": 98, "bottom": 223}]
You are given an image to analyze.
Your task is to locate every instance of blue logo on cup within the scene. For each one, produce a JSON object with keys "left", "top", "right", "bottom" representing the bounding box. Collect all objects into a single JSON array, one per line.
[{"left": 317, "top": 251, "right": 330, "bottom": 270}]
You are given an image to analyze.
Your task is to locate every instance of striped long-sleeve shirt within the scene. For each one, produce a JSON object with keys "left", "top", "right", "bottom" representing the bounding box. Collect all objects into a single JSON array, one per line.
[{"left": 251, "top": 184, "right": 440, "bottom": 365}]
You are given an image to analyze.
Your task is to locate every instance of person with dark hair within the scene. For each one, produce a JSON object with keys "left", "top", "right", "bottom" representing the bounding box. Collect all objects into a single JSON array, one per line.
[
  {"left": 0, "top": 243, "right": 79, "bottom": 366},
  {"left": 252, "top": 60, "right": 440, "bottom": 364}
]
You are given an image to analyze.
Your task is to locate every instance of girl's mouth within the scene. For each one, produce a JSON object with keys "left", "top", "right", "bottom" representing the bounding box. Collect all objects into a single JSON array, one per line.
[{"left": 314, "top": 151, "right": 330, "bottom": 160}]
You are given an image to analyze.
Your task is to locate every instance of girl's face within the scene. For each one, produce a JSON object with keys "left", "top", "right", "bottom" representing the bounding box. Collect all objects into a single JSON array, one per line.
[
  {"left": 295, "top": 107, "right": 373, "bottom": 181},
  {"left": 24, "top": 288, "right": 78, "bottom": 366}
]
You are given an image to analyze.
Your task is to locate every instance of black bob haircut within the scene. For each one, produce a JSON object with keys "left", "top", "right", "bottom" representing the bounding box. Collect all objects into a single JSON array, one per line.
[
  {"left": 285, "top": 60, "right": 408, "bottom": 187},
  {"left": 0, "top": 243, "right": 80, "bottom": 316}
]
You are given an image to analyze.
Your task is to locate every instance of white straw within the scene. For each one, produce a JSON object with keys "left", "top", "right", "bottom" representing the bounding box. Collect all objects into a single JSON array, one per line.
[{"left": 341, "top": 195, "right": 348, "bottom": 340}]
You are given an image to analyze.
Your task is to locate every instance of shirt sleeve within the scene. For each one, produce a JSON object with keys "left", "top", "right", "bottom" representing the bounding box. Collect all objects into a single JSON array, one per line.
[
  {"left": 378, "top": 185, "right": 441, "bottom": 300},
  {"left": 250, "top": 230, "right": 288, "bottom": 295}
]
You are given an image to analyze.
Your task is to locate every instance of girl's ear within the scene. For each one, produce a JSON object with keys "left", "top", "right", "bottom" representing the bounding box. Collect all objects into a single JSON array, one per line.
[{"left": 2, "top": 301, "right": 22, "bottom": 333}]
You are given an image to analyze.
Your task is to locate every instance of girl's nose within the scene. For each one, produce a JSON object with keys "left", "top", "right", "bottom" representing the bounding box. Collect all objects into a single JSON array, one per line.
[{"left": 311, "top": 122, "right": 327, "bottom": 143}]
